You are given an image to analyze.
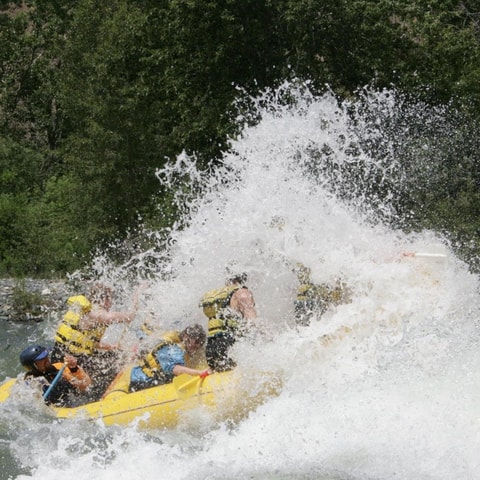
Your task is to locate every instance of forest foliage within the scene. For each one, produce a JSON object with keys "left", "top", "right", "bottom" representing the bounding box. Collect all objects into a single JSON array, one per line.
[{"left": 1, "top": 0, "right": 480, "bottom": 277}]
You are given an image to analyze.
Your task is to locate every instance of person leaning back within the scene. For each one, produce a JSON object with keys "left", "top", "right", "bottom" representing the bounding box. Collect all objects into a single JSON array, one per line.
[{"left": 200, "top": 272, "right": 257, "bottom": 372}]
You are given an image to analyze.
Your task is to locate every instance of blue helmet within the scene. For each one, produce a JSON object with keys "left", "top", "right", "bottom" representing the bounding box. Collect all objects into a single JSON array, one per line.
[{"left": 19, "top": 345, "right": 49, "bottom": 369}]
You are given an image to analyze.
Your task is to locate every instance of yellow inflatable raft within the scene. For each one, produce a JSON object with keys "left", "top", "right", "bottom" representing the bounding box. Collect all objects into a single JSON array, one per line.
[{"left": 0, "top": 366, "right": 281, "bottom": 429}]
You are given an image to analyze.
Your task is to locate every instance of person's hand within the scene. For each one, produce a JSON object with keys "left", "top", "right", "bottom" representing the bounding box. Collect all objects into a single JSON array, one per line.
[
  {"left": 199, "top": 369, "right": 211, "bottom": 379},
  {"left": 64, "top": 354, "right": 78, "bottom": 369}
]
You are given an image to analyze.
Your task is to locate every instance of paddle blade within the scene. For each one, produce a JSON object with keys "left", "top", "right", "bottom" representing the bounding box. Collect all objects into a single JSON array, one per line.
[
  {"left": 0, "top": 378, "right": 17, "bottom": 403},
  {"left": 173, "top": 374, "right": 203, "bottom": 399}
]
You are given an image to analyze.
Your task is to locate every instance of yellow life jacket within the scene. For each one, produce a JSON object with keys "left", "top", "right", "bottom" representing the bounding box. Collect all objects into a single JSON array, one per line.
[
  {"left": 54, "top": 295, "right": 106, "bottom": 356},
  {"left": 140, "top": 331, "right": 181, "bottom": 379},
  {"left": 199, "top": 284, "right": 243, "bottom": 336},
  {"left": 296, "top": 281, "right": 349, "bottom": 309},
  {"left": 296, "top": 283, "right": 323, "bottom": 302}
]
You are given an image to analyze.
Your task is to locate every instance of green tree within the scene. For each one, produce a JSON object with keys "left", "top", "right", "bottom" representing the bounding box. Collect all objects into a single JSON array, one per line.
[{"left": 3, "top": 0, "right": 480, "bottom": 276}]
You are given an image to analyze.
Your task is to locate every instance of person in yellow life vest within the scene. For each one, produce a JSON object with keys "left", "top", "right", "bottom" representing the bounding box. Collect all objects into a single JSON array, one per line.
[
  {"left": 294, "top": 263, "right": 351, "bottom": 326},
  {"left": 129, "top": 324, "right": 210, "bottom": 392},
  {"left": 200, "top": 273, "right": 257, "bottom": 372},
  {"left": 51, "top": 283, "right": 139, "bottom": 398},
  {"left": 20, "top": 345, "right": 92, "bottom": 407}
]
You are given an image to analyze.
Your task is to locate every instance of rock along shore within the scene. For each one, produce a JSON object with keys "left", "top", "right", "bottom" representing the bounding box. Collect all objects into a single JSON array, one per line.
[{"left": 0, "top": 278, "right": 71, "bottom": 322}]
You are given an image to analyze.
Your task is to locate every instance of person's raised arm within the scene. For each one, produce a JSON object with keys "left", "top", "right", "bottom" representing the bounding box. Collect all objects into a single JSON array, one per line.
[
  {"left": 82, "top": 309, "right": 135, "bottom": 329},
  {"left": 80, "top": 283, "right": 147, "bottom": 329}
]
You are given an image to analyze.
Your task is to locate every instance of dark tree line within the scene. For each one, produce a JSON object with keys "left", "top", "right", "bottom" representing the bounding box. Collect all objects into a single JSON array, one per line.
[{"left": 1, "top": 0, "right": 480, "bottom": 276}]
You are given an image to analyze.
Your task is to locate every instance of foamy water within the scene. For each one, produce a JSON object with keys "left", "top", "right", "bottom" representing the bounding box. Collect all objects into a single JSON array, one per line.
[{"left": 1, "top": 83, "right": 480, "bottom": 480}]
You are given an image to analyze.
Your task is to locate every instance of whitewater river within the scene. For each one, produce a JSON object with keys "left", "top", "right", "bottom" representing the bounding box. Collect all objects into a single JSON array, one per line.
[{"left": 1, "top": 84, "right": 480, "bottom": 479}]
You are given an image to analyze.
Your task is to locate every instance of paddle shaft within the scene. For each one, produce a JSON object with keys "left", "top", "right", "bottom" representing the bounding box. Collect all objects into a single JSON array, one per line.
[
  {"left": 414, "top": 253, "right": 447, "bottom": 258},
  {"left": 176, "top": 374, "right": 208, "bottom": 395},
  {"left": 43, "top": 364, "right": 66, "bottom": 400}
]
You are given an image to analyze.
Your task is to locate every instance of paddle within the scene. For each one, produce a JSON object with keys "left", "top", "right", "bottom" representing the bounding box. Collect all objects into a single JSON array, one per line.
[
  {"left": 413, "top": 252, "right": 447, "bottom": 259},
  {"left": 0, "top": 378, "right": 17, "bottom": 403},
  {"left": 401, "top": 251, "right": 448, "bottom": 263},
  {"left": 43, "top": 364, "right": 66, "bottom": 401},
  {"left": 174, "top": 372, "right": 209, "bottom": 398}
]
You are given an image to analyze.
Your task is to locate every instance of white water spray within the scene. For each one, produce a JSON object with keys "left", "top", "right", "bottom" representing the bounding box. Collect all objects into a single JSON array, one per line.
[{"left": 3, "top": 83, "right": 480, "bottom": 480}]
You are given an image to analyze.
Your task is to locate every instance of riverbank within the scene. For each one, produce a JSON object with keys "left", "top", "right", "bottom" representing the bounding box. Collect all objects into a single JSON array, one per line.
[{"left": 0, "top": 278, "right": 70, "bottom": 322}]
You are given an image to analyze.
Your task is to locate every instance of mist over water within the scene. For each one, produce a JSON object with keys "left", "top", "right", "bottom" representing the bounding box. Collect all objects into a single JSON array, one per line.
[{"left": 2, "top": 83, "right": 480, "bottom": 479}]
